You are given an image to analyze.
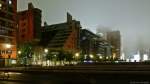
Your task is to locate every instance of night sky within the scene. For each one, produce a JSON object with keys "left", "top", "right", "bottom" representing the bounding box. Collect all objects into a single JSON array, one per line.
[{"left": 17, "top": 0, "right": 150, "bottom": 58}]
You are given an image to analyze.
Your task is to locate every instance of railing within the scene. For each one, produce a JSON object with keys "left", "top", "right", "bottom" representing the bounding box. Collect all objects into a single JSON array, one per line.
[{"left": 1, "top": 64, "right": 150, "bottom": 74}]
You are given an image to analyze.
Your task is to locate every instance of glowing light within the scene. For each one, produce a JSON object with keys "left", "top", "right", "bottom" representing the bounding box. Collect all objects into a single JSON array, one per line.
[
  {"left": 143, "top": 54, "right": 148, "bottom": 61},
  {"left": 84, "top": 54, "right": 87, "bottom": 59},
  {"left": 8, "top": 72, "right": 22, "bottom": 75},
  {"left": 44, "top": 49, "right": 48, "bottom": 53},
  {"left": 131, "top": 51, "right": 140, "bottom": 62},
  {"left": 0, "top": 4, "right": 2, "bottom": 9},
  {"left": 54, "top": 55, "right": 57, "bottom": 57},
  {"left": 8, "top": 0, "right": 12, "bottom": 4},
  {"left": 37, "top": 61, "right": 42, "bottom": 65},
  {"left": 5, "top": 44, "right": 11, "bottom": 48},
  {"left": 112, "top": 53, "right": 116, "bottom": 59},
  {"left": 126, "top": 59, "right": 130, "bottom": 62},
  {"left": 18, "top": 51, "right": 21, "bottom": 54},
  {"left": 90, "top": 54, "right": 94, "bottom": 58},
  {"left": 120, "top": 52, "right": 125, "bottom": 60},
  {"left": 75, "top": 53, "right": 79, "bottom": 57},
  {"left": 11, "top": 60, "right": 16, "bottom": 64},
  {"left": 99, "top": 56, "right": 102, "bottom": 59}
]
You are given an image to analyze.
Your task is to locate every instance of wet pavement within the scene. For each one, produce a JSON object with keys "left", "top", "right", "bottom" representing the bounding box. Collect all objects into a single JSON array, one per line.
[{"left": 0, "top": 71, "right": 150, "bottom": 84}]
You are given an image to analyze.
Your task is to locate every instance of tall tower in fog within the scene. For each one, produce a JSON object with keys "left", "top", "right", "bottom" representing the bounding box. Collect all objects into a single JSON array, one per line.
[{"left": 107, "top": 31, "right": 121, "bottom": 59}]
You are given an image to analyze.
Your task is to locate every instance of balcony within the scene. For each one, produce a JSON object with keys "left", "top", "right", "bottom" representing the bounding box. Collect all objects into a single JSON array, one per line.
[
  {"left": 0, "top": 17, "right": 14, "bottom": 23},
  {"left": 0, "top": 34, "right": 14, "bottom": 38},
  {"left": 0, "top": 20, "right": 16, "bottom": 30},
  {"left": 0, "top": 30, "right": 14, "bottom": 38}
]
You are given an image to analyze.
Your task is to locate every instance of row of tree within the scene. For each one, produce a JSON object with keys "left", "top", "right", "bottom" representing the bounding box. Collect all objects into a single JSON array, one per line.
[{"left": 17, "top": 43, "right": 118, "bottom": 66}]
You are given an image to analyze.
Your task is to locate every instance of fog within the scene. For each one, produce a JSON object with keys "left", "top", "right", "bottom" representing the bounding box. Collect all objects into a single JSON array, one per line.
[{"left": 18, "top": 0, "right": 150, "bottom": 58}]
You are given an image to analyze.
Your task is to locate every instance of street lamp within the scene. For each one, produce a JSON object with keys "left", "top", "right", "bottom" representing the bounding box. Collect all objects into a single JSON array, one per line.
[
  {"left": 44, "top": 49, "right": 48, "bottom": 66},
  {"left": 8, "top": 0, "right": 12, "bottom": 5},
  {"left": 106, "top": 56, "right": 109, "bottom": 59},
  {"left": 44, "top": 49, "right": 48, "bottom": 53},
  {"left": 90, "top": 54, "right": 94, "bottom": 59},
  {"left": 75, "top": 53, "right": 79, "bottom": 57},
  {"left": 18, "top": 51, "right": 21, "bottom": 54},
  {"left": 17, "top": 50, "right": 21, "bottom": 65},
  {"left": 99, "top": 56, "right": 102, "bottom": 59},
  {"left": 75, "top": 53, "right": 80, "bottom": 63}
]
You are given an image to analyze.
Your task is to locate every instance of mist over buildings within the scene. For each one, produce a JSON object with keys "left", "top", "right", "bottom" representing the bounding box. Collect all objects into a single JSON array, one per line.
[{"left": 18, "top": 0, "right": 150, "bottom": 59}]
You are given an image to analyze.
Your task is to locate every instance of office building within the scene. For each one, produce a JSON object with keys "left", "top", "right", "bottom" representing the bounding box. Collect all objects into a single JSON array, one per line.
[
  {"left": 0, "top": 0, "right": 17, "bottom": 66},
  {"left": 17, "top": 3, "right": 42, "bottom": 44},
  {"left": 107, "top": 31, "right": 121, "bottom": 59}
]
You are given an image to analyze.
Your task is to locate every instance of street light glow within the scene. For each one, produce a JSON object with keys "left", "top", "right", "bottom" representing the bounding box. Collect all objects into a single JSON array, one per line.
[
  {"left": 44, "top": 49, "right": 48, "bottom": 53},
  {"left": 75, "top": 53, "right": 79, "bottom": 57},
  {"left": 18, "top": 51, "right": 21, "bottom": 54},
  {"left": 90, "top": 54, "right": 94, "bottom": 58},
  {"left": 99, "top": 56, "right": 102, "bottom": 59},
  {"left": 0, "top": 3, "right": 2, "bottom": 8},
  {"left": 8, "top": 0, "right": 12, "bottom": 4}
]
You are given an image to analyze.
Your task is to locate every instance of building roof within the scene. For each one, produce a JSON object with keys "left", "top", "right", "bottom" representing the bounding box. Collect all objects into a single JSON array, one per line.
[
  {"left": 41, "top": 22, "right": 72, "bottom": 48},
  {"left": 43, "top": 23, "right": 68, "bottom": 31},
  {"left": 81, "top": 29, "right": 100, "bottom": 38}
]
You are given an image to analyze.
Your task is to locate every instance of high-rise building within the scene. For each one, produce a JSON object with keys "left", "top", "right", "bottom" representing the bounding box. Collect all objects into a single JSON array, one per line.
[
  {"left": 41, "top": 13, "right": 81, "bottom": 55},
  {"left": 0, "top": 0, "right": 17, "bottom": 66},
  {"left": 80, "top": 29, "right": 97, "bottom": 60},
  {"left": 80, "top": 29, "right": 112, "bottom": 61},
  {"left": 17, "top": 3, "right": 42, "bottom": 44},
  {"left": 96, "top": 38, "right": 112, "bottom": 60},
  {"left": 107, "top": 31, "right": 121, "bottom": 60}
]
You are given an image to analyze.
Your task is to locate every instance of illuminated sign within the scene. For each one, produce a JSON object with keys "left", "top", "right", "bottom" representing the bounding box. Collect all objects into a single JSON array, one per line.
[{"left": 0, "top": 50, "right": 12, "bottom": 54}]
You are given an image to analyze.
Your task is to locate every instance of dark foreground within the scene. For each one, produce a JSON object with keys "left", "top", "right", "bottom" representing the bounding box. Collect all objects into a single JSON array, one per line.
[
  {"left": 0, "top": 72, "right": 150, "bottom": 84},
  {"left": 1, "top": 63, "right": 150, "bottom": 84}
]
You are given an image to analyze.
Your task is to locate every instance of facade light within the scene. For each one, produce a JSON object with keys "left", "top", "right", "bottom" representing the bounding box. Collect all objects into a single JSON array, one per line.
[
  {"left": 5, "top": 44, "right": 11, "bottom": 49},
  {"left": 44, "top": 49, "right": 48, "bottom": 53}
]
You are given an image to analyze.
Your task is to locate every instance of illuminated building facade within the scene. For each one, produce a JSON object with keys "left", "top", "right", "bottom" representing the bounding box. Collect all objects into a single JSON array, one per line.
[
  {"left": 80, "top": 29, "right": 98, "bottom": 60},
  {"left": 80, "top": 29, "right": 112, "bottom": 61},
  {"left": 0, "top": 0, "right": 17, "bottom": 66},
  {"left": 41, "top": 13, "right": 81, "bottom": 55},
  {"left": 17, "top": 3, "right": 42, "bottom": 44}
]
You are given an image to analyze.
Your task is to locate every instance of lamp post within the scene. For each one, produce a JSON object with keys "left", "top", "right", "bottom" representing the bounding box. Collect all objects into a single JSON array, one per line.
[
  {"left": 18, "top": 51, "right": 21, "bottom": 55},
  {"left": 75, "top": 53, "right": 79, "bottom": 63},
  {"left": 17, "top": 50, "right": 21, "bottom": 65},
  {"left": 44, "top": 48, "right": 48, "bottom": 66},
  {"left": 44, "top": 49, "right": 48, "bottom": 53}
]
